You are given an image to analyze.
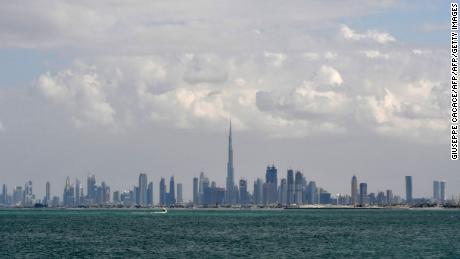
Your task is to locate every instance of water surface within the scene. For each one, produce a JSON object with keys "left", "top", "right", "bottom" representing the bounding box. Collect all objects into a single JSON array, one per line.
[{"left": 1, "top": 209, "right": 459, "bottom": 258}]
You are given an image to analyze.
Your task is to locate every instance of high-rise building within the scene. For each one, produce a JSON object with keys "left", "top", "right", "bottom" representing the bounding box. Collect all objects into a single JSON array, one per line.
[
  {"left": 138, "top": 173, "right": 148, "bottom": 206},
  {"left": 239, "top": 179, "right": 248, "bottom": 205},
  {"left": 24, "top": 180, "right": 33, "bottom": 206},
  {"left": 351, "top": 175, "right": 358, "bottom": 206},
  {"left": 386, "top": 189, "right": 393, "bottom": 205},
  {"left": 1, "top": 184, "right": 7, "bottom": 205},
  {"left": 63, "top": 177, "right": 75, "bottom": 207},
  {"left": 113, "top": 191, "right": 120, "bottom": 204},
  {"left": 147, "top": 182, "right": 154, "bottom": 206},
  {"left": 253, "top": 178, "right": 263, "bottom": 205},
  {"left": 319, "top": 189, "right": 332, "bottom": 204},
  {"left": 75, "top": 178, "right": 82, "bottom": 205},
  {"left": 359, "top": 182, "right": 367, "bottom": 206},
  {"left": 287, "top": 169, "right": 294, "bottom": 205},
  {"left": 199, "top": 172, "right": 209, "bottom": 205},
  {"left": 294, "top": 171, "right": 304, "bottom": 205},
  {"left": 433, "top": 181, "right": 440, "bottom": 202},
  {"left": 307, "top": 181, "right": 317, "bottom": 204},
  {"left": 226, "top": 120, "right": 236, "bottom": 204},
  {"left": 264, "top": 165, "right": 278, "bottom": 205},
  {"left": 440, "top": 181, "right": 446, "bottom": 203},
  {"left": 87, "top": 174, "right": 97, "bottom": 203},
  {"left": 177, "top": 183, "right": 183, "bottom": 204},
  {"left": 279, "top": 178, "right": 287, "bottom": 205},
  {"left": 405, "top": 176, "right": 413, "bottom": 205},
  {"left": 13, "top": 186, "right": 23, "bottom": 206},
  {"left": 133, "top": 186, "right": 139, "bottom": 205},
  {"left": 159, "top": 178, "right": 166, "bottom": 206},
  {"left": 166, "top": 176, "right": 176, "bottom": 205},
  {"left": 193, "top": 177, "right": 199, "bottom": 205}
]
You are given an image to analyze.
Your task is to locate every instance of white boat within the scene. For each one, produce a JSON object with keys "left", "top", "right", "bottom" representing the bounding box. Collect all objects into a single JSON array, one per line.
[{"left": 152, "top": 207, "right": 168, "bottom": 214}]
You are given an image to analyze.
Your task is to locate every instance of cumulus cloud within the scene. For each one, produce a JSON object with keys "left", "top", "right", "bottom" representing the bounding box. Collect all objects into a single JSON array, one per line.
[
  {"left": 37, "top": 69, "right": 116, "bottom": 127},
  {"left": 357, "top": 80, "right": 447, "bottom": 140},
  {"left": 316, "top": 66, "right": 343, "bottom": 86},
  {"left": 340, "top": 25, "right": 396, "bottom": 44}
]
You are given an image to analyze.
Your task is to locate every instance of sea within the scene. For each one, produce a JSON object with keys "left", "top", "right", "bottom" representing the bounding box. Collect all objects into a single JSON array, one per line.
[{"left": 0, "top": 208, "right": 459, "bottom": 258}]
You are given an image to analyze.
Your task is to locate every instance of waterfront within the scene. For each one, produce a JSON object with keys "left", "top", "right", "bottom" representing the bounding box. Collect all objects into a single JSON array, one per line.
[{"left": 1, "top": 209, "right": 460, "bottom": 258}]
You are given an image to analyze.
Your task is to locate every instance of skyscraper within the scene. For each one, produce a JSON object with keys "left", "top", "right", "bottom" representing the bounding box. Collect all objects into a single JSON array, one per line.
[
  {"left": 264, "top": 165, "right": 278, "bottom": 205},
  {"left": 168, "top": 176, "right": 176, "bottom": 205},
  {"left": 24, "top": 180, "right": 33, "bottom": 206},
  {"left": 359, "top": 182, "right": 367, "bottom": 206},
  {"left": 199, "top": 172, "right": 209, "bottom": 205},
  {"left": 138, "top": 173, "right": 148, "bottom": 206},
  {"left": 87, "top": 174, "right": 96, "bottom": 203},
  {"left": 287, "top": 169, "right": 294, "bottom": 205},
  {"left": 63, "top": 177, "right": 75, "bottom": 207},
  {"left": 147, "top": 182, "right": 154, "bottom": 206},
  {"left": 279, "top": 178, "right": 287, "bottom": 205},
  {"left": 75, "top": 178, "right": 82, "bottom": 205},
  {"left": 307, "top": 181, "right": 317, "bottom": 204},
  {"left": 239, "top": 179, "right": 248, "bottom": 205},
  {"left": 440, "top": 181, "right": 446, "bottom": 203},
  {"left": 226, "top": 120, "right": 236, "bottom": 204},
  {"left": 159, "top": 178, "right": 166, "bottom": 206},
  {"left": 193, "top": 177, "right": 199, "bottom": 205},
  {"left": 177, "top": 183, "right": 183, "bottom": 204},
  {"left": 405, "top": 176, "right": 413, "bottom": 205},
  {"left": 433, "top": 181, "right": 440, "bottom": 202},
  {"left": 13, "top": 186, "right": 23, "bottom": 205},
  {"left": 294, "top": 171, "right": 304, "bottom": 205},
  {"left": 1, "top": 184, "right": 7, "bottom": 205},
  {"left": 253, "top": 178, "right": 263, "bottom": 205},
  {"left": 386, "top": 189, "right": 393, "bottom": 205},
  {"left": 351, "top": 175, "right": 358, "bottom": 206}
]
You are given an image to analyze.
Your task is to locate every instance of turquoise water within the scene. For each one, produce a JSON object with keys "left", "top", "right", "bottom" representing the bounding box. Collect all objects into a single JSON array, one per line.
[{"left": 1, "top": 209, "right": 460, "bottom": 258}]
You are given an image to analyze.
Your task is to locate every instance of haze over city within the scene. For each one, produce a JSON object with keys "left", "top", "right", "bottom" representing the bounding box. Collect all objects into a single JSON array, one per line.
[{"left": 0, "top": 1, "right": 456, "bottom": 202}]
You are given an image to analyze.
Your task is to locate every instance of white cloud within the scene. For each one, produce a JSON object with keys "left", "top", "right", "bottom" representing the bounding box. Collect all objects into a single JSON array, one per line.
[
  {"left": 357, "top": 80, "right": 447, "bottom": 140},
  {"left": 264, "top": 51, "right": 287, "bottom": 67},
  {"left": 340, "top": 25, "right": 396, "bottom": 44},
  {"left": 316, "top": 65, "right": 343, "bottom": 86},
  {"left": 37, "top": 69, "right": 116, "bottom": 127},
  {"left": 362, "top": 50, "right": 389, "bottom": 59}
]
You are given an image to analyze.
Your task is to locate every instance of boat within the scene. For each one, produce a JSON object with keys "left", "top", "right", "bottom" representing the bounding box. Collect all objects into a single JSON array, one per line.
[{"left": 152, "top": 207, "right": 168, "bottom": 214}]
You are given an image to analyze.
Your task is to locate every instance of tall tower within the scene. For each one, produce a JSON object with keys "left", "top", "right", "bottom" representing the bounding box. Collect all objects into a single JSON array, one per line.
[
  {"left": 440, "top": 181, "right": 446, "bottom": 203},
  {"left": 226, "top": 120, "right": 235, "bottom": 204},
  {"left": 138, "top": 173, "right": 147, "bottom": 206},
  {"left": 159, "top": 178, "right": 166, "bottom": 206},
  {"left": 193, "top": 177, "right": 199, "bottom": 205},
  {"left": 351, "top": 175, "right": 358, "bottom": 206},
  {"left": 45, "top": 182, "right": 50, "bottom": 205},
  {"left": 405, "top": 176, "right": 413, "bottom": 205},
  {"left": 287, "top": 169, "right": 294, "bottom": 205}
]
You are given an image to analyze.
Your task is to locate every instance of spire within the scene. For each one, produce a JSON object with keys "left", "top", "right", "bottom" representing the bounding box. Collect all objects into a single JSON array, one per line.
[
  {"left": 226, "top": 118, "right": 235, "bottom": 204},
  {"left": 229, "top": 119, "right": 232, "bottom": 144}
]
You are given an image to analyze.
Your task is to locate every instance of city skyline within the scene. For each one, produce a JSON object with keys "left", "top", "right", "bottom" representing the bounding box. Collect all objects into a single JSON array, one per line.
[
  {"left": 0, "top": 122, "right": 454, "bottom": 206},
  {"left": 0, "top": 1, "right": 456, "bottom": 200}
]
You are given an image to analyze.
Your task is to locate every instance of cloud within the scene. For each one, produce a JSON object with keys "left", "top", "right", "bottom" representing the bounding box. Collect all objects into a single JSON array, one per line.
[
  {"left": 0, "top": 121, "right": 4, "bottom": 131},
  {"left": 264, "top": 51, "right": 287, "bottom": 67},
  {"left": 37, "top": 69, "right": 116, "bottom": 127},
  {"left": 316, "top": 65, "right": 343, "bottom": 86},
  {"left": 340, "top": 25, "right": 396, "bottom": 44},
  {"left": 357, "top": 80, "right": 447, "bottom": 140},
  {"left": 182, "top": 54, "right": 229, "bottom": 84},
  {"left": 362, "top": 50, "right": 389, "bottom": 59}
]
